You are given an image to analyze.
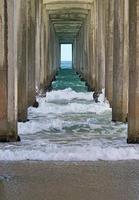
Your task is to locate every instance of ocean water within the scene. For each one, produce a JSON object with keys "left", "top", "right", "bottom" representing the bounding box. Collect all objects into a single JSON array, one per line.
[
  {"left": 61, "top": 61, "right": 72, "bottom": 69},
  {"left": 0, "top": 68, "right": 139, "bottom": 161},
  {"left": 52, "top": 68, "right": 87, "bottom": 92}
]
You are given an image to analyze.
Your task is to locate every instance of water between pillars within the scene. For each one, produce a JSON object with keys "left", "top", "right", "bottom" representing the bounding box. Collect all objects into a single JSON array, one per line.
[
  {"left": 1, "top": 68, "right": 139, "bottom": 161},
  {"left": 52, "top": 68, "right": 87, "bottom": 92}
]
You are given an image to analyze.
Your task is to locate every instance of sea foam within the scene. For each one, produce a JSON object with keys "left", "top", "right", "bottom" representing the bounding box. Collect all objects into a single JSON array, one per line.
[{"left": 0, "top": 88, "right": 138, "bottom": 161}]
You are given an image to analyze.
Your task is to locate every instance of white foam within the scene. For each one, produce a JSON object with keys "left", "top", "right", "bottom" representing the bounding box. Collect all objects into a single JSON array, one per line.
[
  {"left": 30, "top": 102, "right": 110, "bottom": 116},
  {"left": 18, "top": 118, "right": 72, "bottom": 135},
  {"left": 0, "top": 140, "right": 139, "bottom": 161},
  {"left": 1, "top": 88, "right": 138, "bottom": 162},
  {"left": 29, "top": 88, "right": 110, "bottom": 116},
  {"left": 46, "top": 88, "right": 93, "bottom": 102}
]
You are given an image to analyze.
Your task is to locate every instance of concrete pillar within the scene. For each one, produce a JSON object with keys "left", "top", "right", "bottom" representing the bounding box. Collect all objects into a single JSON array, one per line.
[
  {"left": 97, "top": 0, "right": 105, "bottom": 93},
  {"left": 81, "top": 23, "right": 86, "bottom": 80},
  {"left": 91, "top": 1, "right": 98, "bottom": 92},
  {"left": 79, "top": 32, "right": 82, "bottom": 75},
  {"left": 77, "top": 36, "right": 80, "bottom": 74},
  {"left": 39, "top": 16, "right": 45, "bottom": 94},
  {"left": 35, "top": 1, "right": 50, "bottom": 96},
  {"left": 35, "top": 0, "right": 42, "bottom": 94},
  {"left": 79, "top": 29, "right": 82, "bottom": 76},
  {"left": 59, "top": 43, "right": 61, "bottom": 69},
  {"left": 84, "top": 16, "right": 89, "bottom": 82},
  {"left": 79, "top": 24, "right": 84, "bottom": 78},
  {"left": 46, "top": 19, "right": 59, "bottom": 89},
  {"left": 18, "top": 0, "right": 28, "bottom": 122},
  {"left": 89, "top": 3, "right": 96, "bottom": 91},
  {"left": 0, "top": 0, "right": 19, "bottom": 141},
  {"left": 112, "top": 0, "right": 129, "bottom": 122},
  {"left": 73, "top": 40, "right": 77, "bottom": 70},
  {"left": 94, "top": 0, "right": 99, "bottom": 92},
  {"left": 92, "top": 0, "right": 105, "bottom": 94},
  {"left": 75, "top": 36, "right": 80, "bottom": 73},
  {"left": 26, "top": 0, "right": 36, "bottom": 106},
  {"left": 105, "top": 0, "right": 114, "bottom": 106},
  {"left": 128, "top": 0, "right": 139, "bottom": 143},
  {"left": 86, "top": 12, "right": 91, "bottom": 89},
  {"left": 56, "top": 38, "right": 60, "bottom": 71}
]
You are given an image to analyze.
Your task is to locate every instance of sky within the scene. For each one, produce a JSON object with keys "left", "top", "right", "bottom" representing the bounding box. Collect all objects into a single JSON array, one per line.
[{"left": 61, "top": 44, "right": 72, "bottom": 61}]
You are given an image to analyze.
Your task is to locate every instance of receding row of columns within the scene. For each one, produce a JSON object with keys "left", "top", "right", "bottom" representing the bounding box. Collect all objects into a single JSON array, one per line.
[
  {"left": 0, "top": 0, "right": 58, "bottom": 141},
  {"left": 74, "top": 0, "right": 139, "bottom": 143},
  {"left": 0, "top": 0, "right": 139, "bottom": 143}
]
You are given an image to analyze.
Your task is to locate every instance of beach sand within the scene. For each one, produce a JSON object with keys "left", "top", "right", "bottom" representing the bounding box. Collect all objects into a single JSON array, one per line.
[{"left": 0, "top": 161, "right": 139, "bottom": 200}]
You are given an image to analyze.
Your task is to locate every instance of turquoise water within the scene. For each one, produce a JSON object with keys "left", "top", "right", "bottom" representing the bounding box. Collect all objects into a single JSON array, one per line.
[{"left": 52, "top": 68, "right": 87, "bottom": 92}]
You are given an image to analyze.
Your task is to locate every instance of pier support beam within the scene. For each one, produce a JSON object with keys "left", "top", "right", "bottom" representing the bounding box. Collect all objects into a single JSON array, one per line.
[
  {"left": 112, "top": 0, "right": 129, "bottom": 122},
  {"left": 27, "top": 0, "right": 36, "bottom": 107},
  {"left": 105, "top": 0, "right": 114, "bottom": 106},
  {"left": 0, "top": 0, "right": 19, "bottom": 141},
  {"left": 93, "top": 0, "right": 105, "bottom": 94},
  {"left": 18, "top": 1, "right": 28, "bottom": 122},
  {"left": 97, "top": 0, "right": 105, "bottom": 93},
  {"left": 89, "top": 3, "right": 96, "bottom": 91},
  {"left": 128, "top": 0, "right": 139, "bottom": 143},
  {"left": 39, "top": 6, "right": 49, "bottom": 95},
  {"left": 35, "top": 0, "right": 42, "bottom": 95}
]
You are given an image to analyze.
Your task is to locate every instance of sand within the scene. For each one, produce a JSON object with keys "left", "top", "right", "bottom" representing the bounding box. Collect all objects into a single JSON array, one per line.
[{"left": 0, "top": 160, "right": 139, "bottom": 200}]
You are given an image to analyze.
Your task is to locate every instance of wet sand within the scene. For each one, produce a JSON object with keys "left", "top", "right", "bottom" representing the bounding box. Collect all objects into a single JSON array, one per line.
[{"left": 0, "top": 161, "right": 139, "bottom": 200}]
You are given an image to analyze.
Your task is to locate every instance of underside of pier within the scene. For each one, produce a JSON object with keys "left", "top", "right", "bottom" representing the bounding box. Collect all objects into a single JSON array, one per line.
[{"left": 0, "top": 0, "right": 139, "bottom": 143}]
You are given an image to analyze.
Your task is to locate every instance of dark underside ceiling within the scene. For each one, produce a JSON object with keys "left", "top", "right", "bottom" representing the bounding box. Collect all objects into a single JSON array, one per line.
[
  {"left": 49, "top": 11, "right": 88, "bottom": 43},
  {"left": 44, "top": 1, "right": 91, "bottom": 43}
]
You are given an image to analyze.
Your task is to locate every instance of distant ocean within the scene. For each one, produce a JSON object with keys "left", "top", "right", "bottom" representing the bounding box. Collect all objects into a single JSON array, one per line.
[{"left": 61, "top": 61, "right": 72, "bottom": 69}]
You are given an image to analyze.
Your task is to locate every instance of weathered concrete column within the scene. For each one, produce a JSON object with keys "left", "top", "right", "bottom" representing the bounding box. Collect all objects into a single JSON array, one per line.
[
  {"left": 59, "top": 43, "right": 61, "bottom": 69},
  {"left": 94, "top": 0, "right": 99, "bottom": 92},
  {"left": 39, "top": 7, "right": 49, "bottom": 95},
  {"left": 105, "top": 0, "right": 114, "bottom": 106},
  {"left": 73, "top": 40, "right": 76, "bottom": 70},
  {"left": 35, "top": 1, "right": 50, "bottom": 96},
  {"left": 85, "top": 12, "right": 92, "bottom": 90},
  {"left": 77, "top": 35, "right": 81, "bottom": 75},
  {"left": 55, "top": 38, "right": 60, "bottom": 71},
  {"left": 89, "top": 3, "right": 96, "bottom": 91},
  {"left": 78, "top": 25, "right": 83, "bottom": 78},
  {"left": 75, "top": 36, "right": 80, "bottom": 74},
  {"left": 26, "top": 0, "right": 36, "bottom": 107},
  {"left": 92, "top": 0, "right": 105, "bottom": 94},
  {"left": 91, "top": 0, "right": 98, "bottom": 92},
  {"left": 112, "top": 0, "right": 129, "bottom": 122},
  {"left": 128, "top": 0, "right": 139, "bottom": 143},
  {"left": 0, "top": 0, "right": 19, "bottom": 141},
  {"left": 35, "top": 0, "right": 42, "bottom": 94},
  {"left": 46, "top": 19, "right": 59, "bottom": 90},
  {"left": 18, "top": 0, "right": 28, "bottom": 122},
  {"left": 84, "top": 15, "right": 89, "bottom": 83},
  {"left": 78, "top": 22, "right": 87, "bottom": 82},
  {"left": 97, "top": 0, "right": 105, "bottom": 93}
]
